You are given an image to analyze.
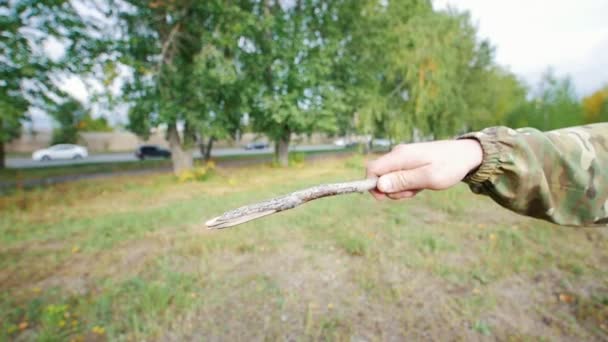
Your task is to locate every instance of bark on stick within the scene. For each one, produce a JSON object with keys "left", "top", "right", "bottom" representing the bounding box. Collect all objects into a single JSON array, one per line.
[{"left": 206, "top": 178, "right": 378, "bottom": 229}]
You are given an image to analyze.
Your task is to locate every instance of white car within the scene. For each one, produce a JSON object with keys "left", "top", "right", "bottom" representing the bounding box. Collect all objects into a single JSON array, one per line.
[
  {"left": 333, "top": 138, "right": 357, "bottom": 147},
  {"left": 372, "top": 139, "right": 392, "bottom": 147},
  {"left": 32, "top": 144, "right": 89, "bottom": 161}
]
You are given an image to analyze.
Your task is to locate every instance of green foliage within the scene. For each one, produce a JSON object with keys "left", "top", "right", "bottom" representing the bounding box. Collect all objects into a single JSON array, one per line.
[
  {"left": 506, "top": 69, "right": 585, "bottom": 130},
  {"left": 79, "top": 115, "right": 113, "bottom": 132},
  {"left": 119, "top": 1, "right": 251, "bottom": 170},
  {"left": 464, "top": 66, "right": 528, "bottom": 130},
  {"left": 1, "top": 0, "right": 98, "bottom": 166},
  {"left": 50, "top": 97, "right": 88, "bottom": 144},
  {"left": 341, "top": 3, "right": 528, "bottom": 140},
  {"left": 109, "top": 0, "right": 588, "bottom": 169},
  {"left": 238, "top": 0, "right": 357, "bottom": 161},
  {"left": 38, "top": 304, "right": 72, "bottom": 341}
]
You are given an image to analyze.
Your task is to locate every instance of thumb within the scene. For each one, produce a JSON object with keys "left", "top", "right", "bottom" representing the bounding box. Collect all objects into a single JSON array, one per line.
[{"left": 376, "top": 166, "right": 433, "bottom": 193}]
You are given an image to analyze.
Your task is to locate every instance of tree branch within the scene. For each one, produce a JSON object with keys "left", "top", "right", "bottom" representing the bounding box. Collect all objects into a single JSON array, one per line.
[
  {"left": 206, "top": 178, "right": 378, "bottom": 229},
  {"left": 159, "top": 21, "right": 182, "bottom": 71}
]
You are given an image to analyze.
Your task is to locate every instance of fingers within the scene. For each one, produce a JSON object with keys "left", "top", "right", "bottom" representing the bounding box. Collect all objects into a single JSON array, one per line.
[
  {"left": 386, "top": 189, "right": 421, "bottom": 200},
  {"left": 366, "top": 144, "right": 428, "bottom": 178},
  {"left": 368, "top": 188, "right": 387, "bottom": 200},
  {"left": 377, "top": 165, "right": 434, "bottom": 193}
]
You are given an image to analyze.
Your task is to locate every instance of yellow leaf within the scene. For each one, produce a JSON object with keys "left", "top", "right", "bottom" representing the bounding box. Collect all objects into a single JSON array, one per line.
[
  {"left": 559, "top": 293, "right": 574, "bottom": 303},
  {"left": 92, "top": 326, "right": 105, "bottom": 335}
]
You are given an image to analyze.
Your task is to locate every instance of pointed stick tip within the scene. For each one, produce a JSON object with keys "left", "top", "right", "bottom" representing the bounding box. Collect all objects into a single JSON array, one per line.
[{"left": 205, "top": 216, "right": 220, "bottom": 229}]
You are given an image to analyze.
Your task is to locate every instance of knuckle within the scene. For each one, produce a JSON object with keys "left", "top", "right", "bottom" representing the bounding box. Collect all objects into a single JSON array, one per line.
[{"left": 394, "top": 172, "right": 410, "bottom": 189}]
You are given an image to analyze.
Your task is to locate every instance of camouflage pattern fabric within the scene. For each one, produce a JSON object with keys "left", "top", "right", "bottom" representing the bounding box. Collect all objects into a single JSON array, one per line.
[{"left": 459, "top": 123, "right": 608, "bottom": 226}]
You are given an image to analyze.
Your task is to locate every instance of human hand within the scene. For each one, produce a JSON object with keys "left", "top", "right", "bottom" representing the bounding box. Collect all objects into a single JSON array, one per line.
[{"left": 366, "top": 139, "right": 483, "bottom": 200}]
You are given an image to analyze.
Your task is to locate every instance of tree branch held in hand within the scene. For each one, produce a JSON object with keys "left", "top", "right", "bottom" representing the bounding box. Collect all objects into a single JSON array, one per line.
[{"left": 206, "top": 178, "right": 378, "bottom": 229}]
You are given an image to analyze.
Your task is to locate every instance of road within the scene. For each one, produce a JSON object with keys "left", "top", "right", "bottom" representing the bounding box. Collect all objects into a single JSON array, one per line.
[{"left": 6, "top": 144, "right": 340, "bottom": 169}]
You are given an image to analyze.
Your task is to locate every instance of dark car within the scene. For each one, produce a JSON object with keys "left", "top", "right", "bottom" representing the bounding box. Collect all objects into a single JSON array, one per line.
[
  {"left": 135, "top": 145, "right": 171, "bottom": 160},
  {"left": 244, "top": 141, "right": 270, "bottom": 150}
]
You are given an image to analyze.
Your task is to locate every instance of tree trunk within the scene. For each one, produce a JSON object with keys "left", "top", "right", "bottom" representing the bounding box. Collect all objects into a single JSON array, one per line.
[
  {"left": 203, "top": 137, "right": 214, "bottom": 162},
  {"left": 198, "top": 139, "right": 206, "bottom": 160},
  {"left": 0, "top": 140, "right": 5, "bottom": 169},
  {"left": 275, "top": 133, "right": 290, "bottom": 167},
  {"left": 167, "top": 123, "right": 193, "bottom": 175}
]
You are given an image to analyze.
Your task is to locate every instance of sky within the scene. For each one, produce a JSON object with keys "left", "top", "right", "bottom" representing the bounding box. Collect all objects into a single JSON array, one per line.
[
  {"left": 433, "top": 0, "right": 608, "bottom": 95},
  {"left": 31, "top": 0, "right": 608, "bottom": 130}
]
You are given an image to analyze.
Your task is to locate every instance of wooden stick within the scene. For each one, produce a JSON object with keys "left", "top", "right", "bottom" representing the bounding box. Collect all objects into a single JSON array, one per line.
[{"left": 206, "top": 178, "right": 378, "bottom": 229}]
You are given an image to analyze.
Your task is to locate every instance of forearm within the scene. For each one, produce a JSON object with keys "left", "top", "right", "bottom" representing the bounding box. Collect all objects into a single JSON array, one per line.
[{"left": 460, "top": 124, "right": 608, "bottom": 226}]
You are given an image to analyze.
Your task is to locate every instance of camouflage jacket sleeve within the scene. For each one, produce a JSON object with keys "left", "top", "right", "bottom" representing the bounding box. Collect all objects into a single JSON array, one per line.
[{"left": 459, "top": 123, "right": 608, "bottom": 226}]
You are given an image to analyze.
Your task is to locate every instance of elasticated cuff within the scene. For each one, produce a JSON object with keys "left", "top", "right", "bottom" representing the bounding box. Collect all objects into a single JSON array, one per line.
[{"left": 457, "top": 128, "right": 505, "bottom": 186}]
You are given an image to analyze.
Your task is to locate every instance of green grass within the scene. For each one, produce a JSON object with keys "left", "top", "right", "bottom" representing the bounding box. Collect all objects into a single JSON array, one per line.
[
  {"left": 0, "top": 159, "right": 171, "bottom": 183},
  {"left": 1, "top": 155, "right": 608, "bottom": 340}
]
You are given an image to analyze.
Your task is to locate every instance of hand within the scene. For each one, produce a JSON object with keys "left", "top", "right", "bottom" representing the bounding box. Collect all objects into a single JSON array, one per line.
[{"left": 366, "top": 139, "right": 483, "bottom": 200}]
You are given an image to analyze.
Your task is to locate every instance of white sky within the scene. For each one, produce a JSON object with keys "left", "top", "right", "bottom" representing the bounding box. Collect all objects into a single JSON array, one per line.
[{"left": 433, "top": 0, "right": 608, "bottom": 95}]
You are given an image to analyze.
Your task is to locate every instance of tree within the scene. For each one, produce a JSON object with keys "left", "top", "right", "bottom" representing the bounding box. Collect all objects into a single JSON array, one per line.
[
  {"left": 79, "top": 115, "right": 113, "bottom": 132},
  {"left": 50, "top": 97, "right": 88, "bottom": 144},
  {"left": 582, "top": 85, "right": 608, "bottom": 123},
  {"left": 463, "top": 65, "right": 528, "bottom": 130},
  {"left": 0, "top": 0, "right": 92, "bottom": 168},
  {"left": 119, "top": 0, "right": 252, "bottom": 173},
  {"left": 238, "top": 0, "right": 351, "bottom": 166},
  {"left": 506, "top": 69, "right": 584, "bottom": 130},
  {"left": 190, "top": 9, "right": 251, "bottom": 162},
  {"left": 344, "top": 4, "right": 514, "bottom": 142}
]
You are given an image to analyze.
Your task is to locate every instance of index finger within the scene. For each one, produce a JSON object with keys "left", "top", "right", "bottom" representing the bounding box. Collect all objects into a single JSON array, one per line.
[{"left": 366, "top": 144, "right": 428, "bottom": 178}]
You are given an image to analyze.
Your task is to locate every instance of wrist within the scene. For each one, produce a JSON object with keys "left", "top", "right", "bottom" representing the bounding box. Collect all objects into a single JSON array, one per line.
[{"left": 455, "top": 139, "right": 483, "bottom": 174}]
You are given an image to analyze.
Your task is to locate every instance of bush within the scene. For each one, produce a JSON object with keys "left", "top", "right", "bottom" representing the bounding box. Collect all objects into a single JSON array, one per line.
[
  {"left": 177, "top": 161, "right": 216, "bottom": 182},
  {"left": 288, "top": 152, "right": 305, "bottom": 167}
]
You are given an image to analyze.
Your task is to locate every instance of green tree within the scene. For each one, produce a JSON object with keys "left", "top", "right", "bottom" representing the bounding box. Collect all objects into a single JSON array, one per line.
[
  {"left": 346, "top": 5, "right": 512, "bottom": 142},
  {"left": 464, "top": 65, "right": 528, "bottom": 130},
  {"left": 238, "top": 0, "right": 351, "bottom": 166},
  {"left": 50, "top": 97, "right": 88, "bottom": 144},
  {"left": 506, "top": 69, "right": 584, "bottom": 130},
  {"left": 119, "top": 0, "right": 251, "bottom": 172},
  {"left": 0, "top": 0, "right": 92, "bottom": 168},
  {"left": 190, "top": 13, "right": 250, "bottom": 161},
  {"left": 79, "top": 115, "right": 113, "bottom": 132}
]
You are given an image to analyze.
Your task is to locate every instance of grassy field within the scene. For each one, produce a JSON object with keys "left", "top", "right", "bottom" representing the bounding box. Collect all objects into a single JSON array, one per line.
[
  {"left": 1, "top": 155, "right": 607, "bottom": 341},
  {"left": 0, "top": 160, "right": 172, "bottom": 184}
]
